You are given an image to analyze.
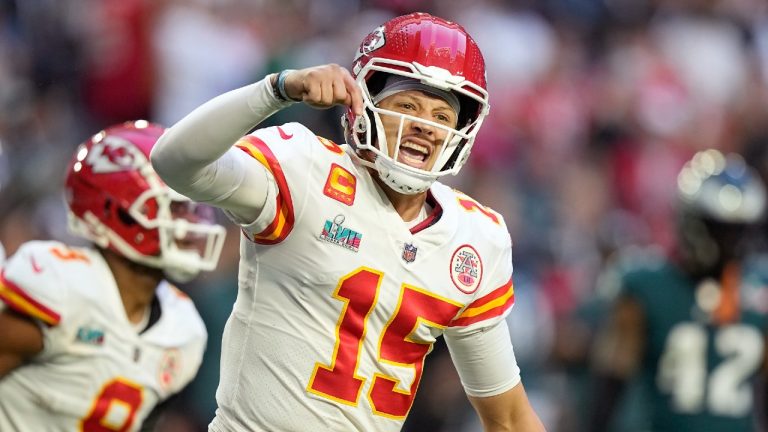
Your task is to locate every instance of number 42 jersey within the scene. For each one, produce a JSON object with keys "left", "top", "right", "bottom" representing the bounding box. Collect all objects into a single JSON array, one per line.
[
  {"left": 210, "top": 123, "right": 520, "bottom": 432},
  {"left": 621, "top": 258, "right": 768, "bottom": 432},
  {"left": 0, "top": 241, "right": 207, "bottom": 432}
]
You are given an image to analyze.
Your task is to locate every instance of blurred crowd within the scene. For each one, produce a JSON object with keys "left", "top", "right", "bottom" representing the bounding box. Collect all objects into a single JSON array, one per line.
[{"left": 2, "top": 0, "right": 768, "bottom": 431}]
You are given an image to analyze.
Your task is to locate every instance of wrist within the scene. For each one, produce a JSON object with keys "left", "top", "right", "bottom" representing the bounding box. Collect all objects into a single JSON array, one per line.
[
  {"left": 271, "top": 69, "right": 300, "bottom": 102},
  {"left": 249, "top": 76, "right": 295, "bottom": 115}
]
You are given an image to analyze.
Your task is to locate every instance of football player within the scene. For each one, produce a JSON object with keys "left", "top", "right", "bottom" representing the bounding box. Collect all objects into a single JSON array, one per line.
[
  {"left": 150, "top": 11, "right": 544, "bottom": 432},
  {"left": 0, "top": 121, "right": 226, "bottom": 431},
  {"left": 589, "top": 149, "right": 768, "bottom": 431}
]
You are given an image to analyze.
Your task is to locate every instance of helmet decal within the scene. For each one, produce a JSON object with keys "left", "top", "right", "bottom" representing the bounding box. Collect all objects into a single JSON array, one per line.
[
  {"left": 85, "top": 135, "right": 147, "bottom": 174},
  {"left": 353, "top": 25, "right": 386, "bottom": 64}
]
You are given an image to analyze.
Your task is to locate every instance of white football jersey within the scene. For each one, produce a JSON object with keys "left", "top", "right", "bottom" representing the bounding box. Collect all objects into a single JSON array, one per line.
[
  {"left": 0, "top": 241, "right": 207, "bottom": 432},
  {"left": 210, "top": 123, "right": 518, "bottom": 432}
]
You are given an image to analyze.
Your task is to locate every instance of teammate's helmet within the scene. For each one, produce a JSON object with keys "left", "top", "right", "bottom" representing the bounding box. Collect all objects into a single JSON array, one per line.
[
  {"left": 343, "top": 12, "right": 489, "bottom": 194},
  {"left": 65, "top": 120, "right": 226, "bottom": 282},
  {"left": 676, "top": 149, "right": 766, "bottom": 276}
]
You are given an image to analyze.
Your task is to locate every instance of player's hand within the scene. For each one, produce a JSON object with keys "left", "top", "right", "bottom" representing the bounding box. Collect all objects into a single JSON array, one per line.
[{"left": 282, "top": 64, "right": 364, "bottom": 116}]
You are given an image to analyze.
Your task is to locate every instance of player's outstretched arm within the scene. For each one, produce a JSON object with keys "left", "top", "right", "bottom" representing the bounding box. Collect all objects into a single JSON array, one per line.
[
  {"left": 150, "top": 64, "right": 362, "bottom": 224},
  {"left": 469, "top": 384, "right": 546, "bottom": 431},
  {"left": 0, "top": 309, "right": 43, "bottom": 379}
]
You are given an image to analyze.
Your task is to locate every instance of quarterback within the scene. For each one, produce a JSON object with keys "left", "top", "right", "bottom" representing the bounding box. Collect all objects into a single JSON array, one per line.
[
  {"left": 0, "top": 121, "right": 226, "bottom": 431},
  {"left": 151, "top": 12, "right": 544, "bottom": 432}
]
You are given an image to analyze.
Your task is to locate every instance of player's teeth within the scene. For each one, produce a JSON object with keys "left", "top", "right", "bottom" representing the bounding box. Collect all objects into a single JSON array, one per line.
[{"left": 401, "top": 142, "right": 428, "bottom": 155}]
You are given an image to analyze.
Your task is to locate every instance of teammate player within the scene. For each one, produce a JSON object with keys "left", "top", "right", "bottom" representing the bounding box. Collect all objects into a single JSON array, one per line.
[
  {"left": 0, "top": 121, "right": 226, "bottom": 431},
  {"left": 151, "top": 12, "right": 544, "bottom": 432},
  {"left": 589, "top": 149, "right": 768, "bottom": 431}
]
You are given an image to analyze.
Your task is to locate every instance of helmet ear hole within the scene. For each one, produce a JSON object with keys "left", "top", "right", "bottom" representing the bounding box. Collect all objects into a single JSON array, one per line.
[
  {"left": 457, "top": 95, "right": 480, "bottom": 129},
  {"left": 366, "top": 72, "right": 388, "bottom": 97},
  {"left": 117, "top": 207, "right": 137, "bottom": 227},
  {"left": 440, "top": 142, "right": 465, "bottom": 172},
  {"left": 354, "top": 115, "right": 367, "bottom": 133}
]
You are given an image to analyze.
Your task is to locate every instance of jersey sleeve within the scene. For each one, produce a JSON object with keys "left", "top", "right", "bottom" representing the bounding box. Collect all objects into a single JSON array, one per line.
[
  {"left": 444, "top": 318, "right": 521, "bottom": 397},
  {"left": 442, "top": 214, "right": 520, "bottom": 397},
  {"left": 0, "top": 241, "right": 71, "bottom": 327},
  {"left": 232, "top": 122, "right": 346, "bottom": 245},
  {"left": 447, "top": 232, "right": 515, "bottom": 331}
]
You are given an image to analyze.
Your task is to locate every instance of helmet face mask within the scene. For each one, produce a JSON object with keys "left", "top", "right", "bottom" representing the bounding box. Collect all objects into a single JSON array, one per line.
[
  {"left": 65, "top": 121, "right": 226, "bottom": 282},
  {"left": 676, "top": 149, "right": 767, "bottom": 276},
  {"left": 343, "top": 13, "right": 489, "bottom": 194}
]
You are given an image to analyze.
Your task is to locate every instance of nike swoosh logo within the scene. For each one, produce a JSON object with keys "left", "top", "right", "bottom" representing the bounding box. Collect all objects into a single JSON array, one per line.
[
  {"left": 31, "top": 256, "right": 43, "bottom": 273},
  {"left": 277, "top": 126, "right": 293, "bottom": 140}
]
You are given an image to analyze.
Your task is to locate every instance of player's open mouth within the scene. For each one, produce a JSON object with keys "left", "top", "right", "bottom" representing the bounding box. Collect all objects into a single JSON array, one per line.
[{"left": 397, "top": 141, "right": 430, "bottom": 169}]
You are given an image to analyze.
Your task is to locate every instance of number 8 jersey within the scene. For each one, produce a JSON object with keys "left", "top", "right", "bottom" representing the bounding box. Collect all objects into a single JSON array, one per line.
[
  {"left": 210, "top": 123, "right": 521, "bottom": 432},
  {"left": 0, "top": 241, "right": 207, "bottom": 432}
]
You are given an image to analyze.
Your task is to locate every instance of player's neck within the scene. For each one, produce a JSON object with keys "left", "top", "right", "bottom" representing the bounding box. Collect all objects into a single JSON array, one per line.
[
  {"left": 99, "top": 249, "right": 163, "bottom": 324},
  {"left": 374, "top": 176, "right": 428, "bottom": 222}
]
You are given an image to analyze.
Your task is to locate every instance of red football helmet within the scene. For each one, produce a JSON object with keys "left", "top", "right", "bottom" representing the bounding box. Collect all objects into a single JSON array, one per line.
[
  {"left": 343, "top": 12, "right": 490, "bottom": 194},
  {"left": 65, "top": 120, "right": 226, "bottom": 282}
]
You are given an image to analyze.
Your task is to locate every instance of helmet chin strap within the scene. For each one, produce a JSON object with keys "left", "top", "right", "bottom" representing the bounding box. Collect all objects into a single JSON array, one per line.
[
  {"left": 349, "top": 149, "right": 436, "bottom": 195},
  {"left": 374, "top": 156, "right": 435, "bottom": 194}
]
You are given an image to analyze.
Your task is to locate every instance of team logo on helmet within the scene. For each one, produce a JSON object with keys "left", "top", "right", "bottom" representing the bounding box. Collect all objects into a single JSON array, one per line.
[
  {"left": 353, "top": 25, "right": 385, "bottom": 63},
  {"left": 85, "top": 136, "right": 147, "bottom": 174},
  {"left": 450, "top": 245, "right": 483, "bottom": 294}
]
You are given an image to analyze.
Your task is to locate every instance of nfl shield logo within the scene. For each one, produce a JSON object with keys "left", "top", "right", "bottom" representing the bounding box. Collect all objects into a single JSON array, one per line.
[{"left": 402, "top": 243, "right": 417, "bottom": 263}]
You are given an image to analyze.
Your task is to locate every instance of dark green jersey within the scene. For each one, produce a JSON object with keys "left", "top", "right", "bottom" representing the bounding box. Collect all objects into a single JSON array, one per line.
[{"left": 622, "top": 259, "right": 768, "bottom": 432}]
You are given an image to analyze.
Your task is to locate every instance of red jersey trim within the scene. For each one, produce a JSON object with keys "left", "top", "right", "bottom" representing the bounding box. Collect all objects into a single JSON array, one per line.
[
  {"left": 236, "top": 136, "right": 296, "bottom": 245},
  {"left": 0, "top": 271, "right": 61, "bottom": 326},
  {"left": 450, "top": 278, "right": 514, "bottom": 327},
  {"left": 410, "top": 192, "right": 442, "bottom": 234}
]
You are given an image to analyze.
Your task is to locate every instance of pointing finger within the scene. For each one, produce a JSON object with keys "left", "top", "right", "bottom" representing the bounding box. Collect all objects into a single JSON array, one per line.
[{"left": 342, "top": 69, "right": 364, "bottom": 116}]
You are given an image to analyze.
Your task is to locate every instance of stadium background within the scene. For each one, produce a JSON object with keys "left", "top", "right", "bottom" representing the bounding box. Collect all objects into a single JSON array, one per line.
[{"left": 1, "top": 0, "right": 767, "bottom": 430}]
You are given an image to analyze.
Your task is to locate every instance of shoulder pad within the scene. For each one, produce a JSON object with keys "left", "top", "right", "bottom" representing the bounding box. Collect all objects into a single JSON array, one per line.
[{"left": 0, "top": 241, "right": 91, "bottom": 326}]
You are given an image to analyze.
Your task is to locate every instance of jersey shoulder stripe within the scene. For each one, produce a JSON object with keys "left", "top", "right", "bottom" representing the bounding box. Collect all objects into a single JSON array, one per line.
[
  {"left": 236, "top": 135, "right": 295, "bottom": 244},
  {"left": 315, "top": 135, "right": 344, "bottom": 155},
  {"left": 451, "top": 278, "right": 514, "bottom": 327},
  {"left": 453, "top": 190, "right": 502, "bottom": 226},
  {"left": 433, "top": 184, "right": 509, "bottom": 247},
  {"left": 0, "top": 270, "right": 61, "bottom": 325}
]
